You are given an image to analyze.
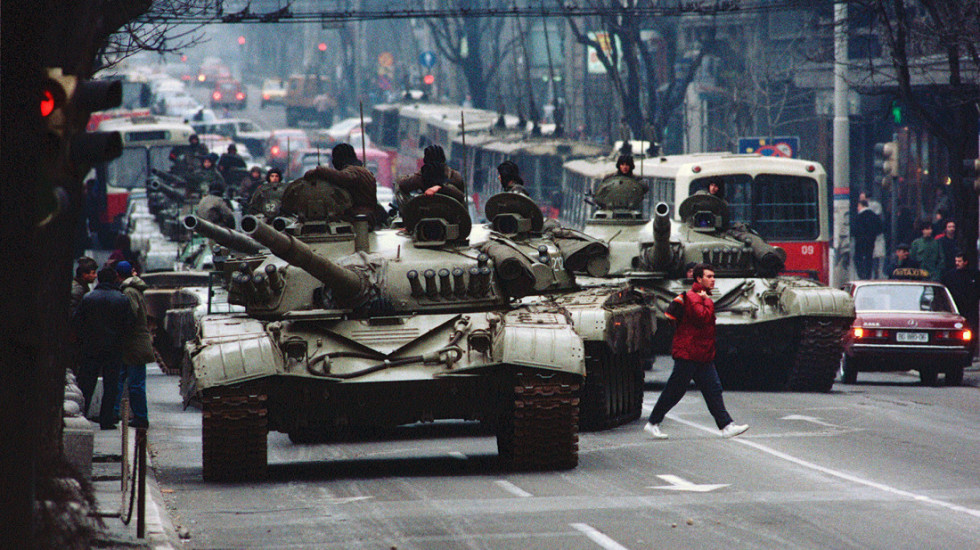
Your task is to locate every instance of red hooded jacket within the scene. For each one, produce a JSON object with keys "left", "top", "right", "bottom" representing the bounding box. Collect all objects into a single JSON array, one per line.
[{"left": 667, "top": 281, "right": 716, "bottom": 362}]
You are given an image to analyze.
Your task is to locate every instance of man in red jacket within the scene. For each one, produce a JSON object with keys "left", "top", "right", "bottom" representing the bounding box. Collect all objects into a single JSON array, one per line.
[{"left": 643, "top": 263, "right": 749, "bottom": 439}]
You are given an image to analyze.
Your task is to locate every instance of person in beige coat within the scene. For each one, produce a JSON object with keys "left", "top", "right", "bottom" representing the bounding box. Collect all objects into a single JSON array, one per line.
[{"left": 114, "top": 261, "right": 155, "bottom": 428}]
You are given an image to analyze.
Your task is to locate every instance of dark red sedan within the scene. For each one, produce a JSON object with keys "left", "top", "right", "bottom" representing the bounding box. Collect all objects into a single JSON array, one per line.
[
  {"left": 841, "top": 280, "right": 970, "bottom": 386},
  {"left": 211, "top": 79, "right": 247, "bottom": 110}
]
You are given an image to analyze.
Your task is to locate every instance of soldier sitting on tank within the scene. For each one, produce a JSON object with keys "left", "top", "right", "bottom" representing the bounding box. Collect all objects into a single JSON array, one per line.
[
  {"left": 246, "top": 168, "right": 286, "bottom": 219},
  {"left": 397, "top": 145, "right": 466, "bottom": 203},
  {"left": 168, "top": 134, "right": 209, "bottom": 176},
  {"left": 195, "top": 182, "right": 236, "bottom": 229},
  {"left": 278, "top": 144, "right": 374, "bottom": 226},
  {"left": 498, "top": 160, "right": 529, "bottom": 196},
  {"left": 593, "top": 155, "right": 649, "bottom": 211},
  {"left": 188, "top": 154, "right": 224, "bottom": 196}
]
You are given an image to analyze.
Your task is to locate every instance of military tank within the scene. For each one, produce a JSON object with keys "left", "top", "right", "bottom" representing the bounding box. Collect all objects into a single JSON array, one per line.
[
  {"left": 583, "top": 190, "right": 854, "bottom": 391},
  {"left": 182, "top": 190, "right": 647, "bottom": 481}
]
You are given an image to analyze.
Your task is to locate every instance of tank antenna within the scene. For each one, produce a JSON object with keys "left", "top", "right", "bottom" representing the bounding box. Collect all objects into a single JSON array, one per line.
[
  {"left": 461, "top": 110, "right": 468, "bottom": 192},
  {"left": 359, "top": 101, "right": 367, "bottom": 164}
]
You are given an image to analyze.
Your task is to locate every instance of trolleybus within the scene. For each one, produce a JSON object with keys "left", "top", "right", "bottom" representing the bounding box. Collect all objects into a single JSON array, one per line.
[{"left": 562, "top": 153, "right": 830, "bottom": 282}]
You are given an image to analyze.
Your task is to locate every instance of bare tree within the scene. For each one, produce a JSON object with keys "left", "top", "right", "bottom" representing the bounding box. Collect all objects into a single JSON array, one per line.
[
  {"left": 424, "top": 0, "right": 512, "bottom": 109},
  {"left": 563, "top": 0, "right": 712, "bottom": 149},
  {"left": 846, "top": 0, "right": 980, "bottom": 261},
  {"left": 705, "top": 20, "right": 822, "bottom": 150},
  {"left": 2, "top": 1, "right": 210, "bottom": 546}
]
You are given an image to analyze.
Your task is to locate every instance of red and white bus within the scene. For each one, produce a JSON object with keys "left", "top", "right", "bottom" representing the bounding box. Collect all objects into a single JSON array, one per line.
[{"left": 562, "top": 153, "right": 831, "bottom": 283}]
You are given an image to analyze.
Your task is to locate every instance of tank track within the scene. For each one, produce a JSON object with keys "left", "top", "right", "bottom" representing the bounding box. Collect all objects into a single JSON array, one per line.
[
  {"left": 201, "top": 386, "right": 269, "bottom": 482},
  {"left": 497, "top": 370, "right": 580, "bottom": 471},
  {"left": 580, "top": 344, "right": 644, "bottom": 431},
  {"left": 784, "top": 318, "right": 851, "bottom": 392}
]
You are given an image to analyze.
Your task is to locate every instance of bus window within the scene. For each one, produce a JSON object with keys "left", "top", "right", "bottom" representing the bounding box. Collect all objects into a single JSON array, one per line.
[
  {"left": 753, "top": 174, "right": 818, "bottom": 240},
  {"left": 690, "top": 174, "right": 817, "bottom": 240}
]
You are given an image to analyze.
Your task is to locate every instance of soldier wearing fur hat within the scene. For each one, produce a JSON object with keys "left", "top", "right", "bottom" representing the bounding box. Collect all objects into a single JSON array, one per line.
[{"left": 293, "top": 142, "right": 379, "bottom": 224}]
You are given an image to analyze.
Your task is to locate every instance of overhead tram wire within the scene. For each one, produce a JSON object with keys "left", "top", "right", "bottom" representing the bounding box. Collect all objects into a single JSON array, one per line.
[{"left": 137, "top": 1, "right": 819, "bottom": 25}]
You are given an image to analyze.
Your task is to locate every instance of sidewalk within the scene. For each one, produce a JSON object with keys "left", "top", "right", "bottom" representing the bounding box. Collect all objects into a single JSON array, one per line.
[{"left": 88, "top": 401, "right": 178, "bottom": 548}]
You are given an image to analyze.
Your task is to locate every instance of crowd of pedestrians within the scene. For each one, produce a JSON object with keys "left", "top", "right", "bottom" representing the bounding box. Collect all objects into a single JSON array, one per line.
[{"left": 70, "top": 258, "right": 153, "bottom": 430}]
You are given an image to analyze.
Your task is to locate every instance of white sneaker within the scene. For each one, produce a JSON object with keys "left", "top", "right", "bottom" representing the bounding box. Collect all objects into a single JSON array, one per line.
[
  {"left": 643, "top": 422, "right": 668, "bottom": 439},
  {"left": 720, "top": 423, "right": 749, "bottom": 438}
]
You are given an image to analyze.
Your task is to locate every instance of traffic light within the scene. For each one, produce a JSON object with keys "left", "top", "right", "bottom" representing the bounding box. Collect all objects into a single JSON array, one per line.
[
  {"left": 873, "top": 141, "right": 899, "bottom": 185},
  {"left": 41, "top": 68, "right": 123, "bottom": 175}
]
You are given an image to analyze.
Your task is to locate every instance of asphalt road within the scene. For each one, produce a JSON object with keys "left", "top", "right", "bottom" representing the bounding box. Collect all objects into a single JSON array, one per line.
[{"left": 145, "top": 359, "right": 980, "bottom": 549}]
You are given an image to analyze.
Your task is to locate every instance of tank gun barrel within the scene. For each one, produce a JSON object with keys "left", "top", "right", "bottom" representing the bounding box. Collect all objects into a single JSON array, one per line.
[
  {"left": 151, "top": 168, "right": 186, "bottom": 185},
  {"left": 149, "top": 179, "right": 186, "bottom": 201},
  {"left": 183, "top": 215, "right": 263, "bottom": 255},
  {"left": 644, "top": 202, "right": 673, "bottom": 270},
  {"left": 727, "top": 227, "right": 787, "bottom": 276},
  {"left": 240, "top": 215, "right": 365, "bottom": 302}
]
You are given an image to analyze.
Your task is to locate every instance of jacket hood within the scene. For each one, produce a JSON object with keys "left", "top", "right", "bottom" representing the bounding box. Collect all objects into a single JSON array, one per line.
[{"left": 121, "top": 276, "right": 148, "bottom": 292}]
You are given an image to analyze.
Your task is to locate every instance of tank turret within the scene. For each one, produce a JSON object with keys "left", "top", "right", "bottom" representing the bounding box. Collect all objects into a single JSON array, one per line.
[
  {"left": 240, "top": 215, "right": 367, "bottom": 308},
  {"left": 183, "top": 215, "right": 263, "bottom": 256}
]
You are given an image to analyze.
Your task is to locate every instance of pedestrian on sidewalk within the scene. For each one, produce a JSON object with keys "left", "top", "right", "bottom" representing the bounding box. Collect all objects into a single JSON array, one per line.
[
  {"left": 910, "top": 219, "right": 945, "bottom": 281},
  {"left": 941, "top": 252, "right": 980, "bottom": 360},
  {"left": 72, "top": 266, "right": 135, "bottom": 429},
  {"left": 643, "top": 263, "right": 749, "bottom": 439},
  {"left": 115, "top": 261, "right": 154, "bottom": 428}
]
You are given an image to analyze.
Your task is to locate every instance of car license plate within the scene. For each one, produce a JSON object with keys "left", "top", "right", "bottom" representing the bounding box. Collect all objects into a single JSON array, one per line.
[{"left": 896, "top": 332, "right": 928, "bottom": 343}]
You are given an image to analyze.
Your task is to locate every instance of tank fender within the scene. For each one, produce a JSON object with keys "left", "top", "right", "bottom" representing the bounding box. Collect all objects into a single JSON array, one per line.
[
  {"left": 778, "top": 283, "right": 856, "bottom": 318},
  {"left": 190, "top": 316, "right": 283, "bottom": 391},
  {"left": 491, "top": 309, "right": 586, "bottom": 376}
]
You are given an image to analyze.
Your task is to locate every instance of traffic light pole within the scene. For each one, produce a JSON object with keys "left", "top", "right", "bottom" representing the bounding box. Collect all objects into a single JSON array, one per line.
[{"left": 831, "top": 1, "right": 850, "bottom": 287}]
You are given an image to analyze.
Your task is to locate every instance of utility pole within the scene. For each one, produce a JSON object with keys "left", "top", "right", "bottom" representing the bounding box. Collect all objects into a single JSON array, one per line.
[{"left": 830, "top": 1, "right": 850, "bottom": 287}]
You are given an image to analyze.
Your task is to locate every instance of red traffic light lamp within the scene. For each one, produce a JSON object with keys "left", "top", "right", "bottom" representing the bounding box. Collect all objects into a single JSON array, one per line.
[
  {"left": 237, "top": 35, "right": 246, "bottom": 46},
  {"left": 423, "top": 74, "right": 435, "bottom": 85},
  {"left": 318, "top": 42, "right": 327, "bottom": 52}
]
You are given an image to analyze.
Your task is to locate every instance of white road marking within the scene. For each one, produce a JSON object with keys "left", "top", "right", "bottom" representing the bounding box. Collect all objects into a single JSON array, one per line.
[
  {"left": 649, "top": 474, "right": 728, "bottom": 492},
  {"left": 570, "top": 523, "right": 630, "bottom": 550},
  {"left": 780, "top": 414, "right": 841, "bottom": 428},
  {"left": 494, "top": 480, "right": 532, "bottom": 498},
  {"left": 667, "top": 414, "right": 980, "bottom": 519},
  {"left": 448, "top": 451, "right": 467, "bottom": 460}
]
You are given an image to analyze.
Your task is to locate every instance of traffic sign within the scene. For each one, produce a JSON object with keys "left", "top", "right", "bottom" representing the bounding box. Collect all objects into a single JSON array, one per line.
[
  {"left": 419, "top": 51, "right": 437, "bottom": 68},
  {"left": 737, "top": 136, "right": 800, "bottom": 158}
]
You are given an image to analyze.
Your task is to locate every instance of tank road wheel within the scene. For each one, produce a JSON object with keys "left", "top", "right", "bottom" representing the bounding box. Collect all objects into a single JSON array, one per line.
[
  {"left": 580, "top": 344, "right": 644, "bottom": 431},
  {"left": 497, "top": 370, "right": 580, "bottom": 471},
  {"left": 201, "top": 386, "right": 268, "bottom": 482},
  {"left": 785, "top": 319, "right": 852, "bottom": 392}
]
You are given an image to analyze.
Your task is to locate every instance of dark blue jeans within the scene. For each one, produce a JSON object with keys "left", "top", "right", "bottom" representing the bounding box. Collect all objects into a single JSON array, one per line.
[
  {"left": 78, "top": 355, "right": 122, "bottom": 427},
  {"left": 648, "top": 358, "right": 733, "bottom": 429},
  {"left": 115, "top": 363, "right": 148, "bottom": 423}
]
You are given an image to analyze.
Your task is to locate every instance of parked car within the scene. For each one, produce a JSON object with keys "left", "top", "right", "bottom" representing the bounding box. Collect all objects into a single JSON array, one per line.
[
  {"left": 190, "top": 118, "right": 270, "bottom": 159},
  {"left": 315, "top": 116, "right": 373, "bottom": 145},
  {"left": 841, "top": 280, "right": 970, "bottom": 386},
  {"left": 260, "top": 78, "right": 286, "bottom": 108},
  {"left": 266, "top": 129, "right": 311, "bottom": 176},
  {"left": 197, "top": 134, "right": 254, "bottom": 165},
  {"left": 211, "top": 79, "right": 247, "bottom": 110}
]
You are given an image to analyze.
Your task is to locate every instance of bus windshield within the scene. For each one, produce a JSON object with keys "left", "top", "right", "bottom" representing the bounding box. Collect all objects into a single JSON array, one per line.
[
  {"left": 104, "top": 145, "right": 173, "bottom": 189},
  {"left": 690, "top": 174, "right": 818, "bottom": 240}
]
